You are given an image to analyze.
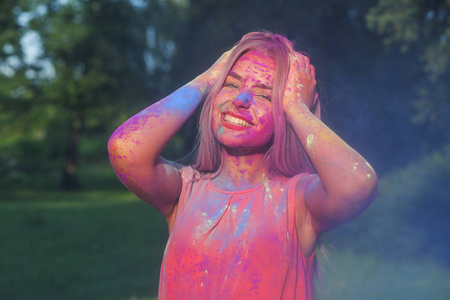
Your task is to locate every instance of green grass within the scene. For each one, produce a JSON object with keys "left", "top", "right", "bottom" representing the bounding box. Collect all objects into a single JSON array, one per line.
[{"left": 0, "top": 190, "right": 165, "bottom": 300}]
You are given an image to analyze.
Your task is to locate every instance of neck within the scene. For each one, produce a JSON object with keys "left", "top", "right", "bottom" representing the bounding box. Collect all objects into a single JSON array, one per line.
[{"left": 212, "top": 146, "right": 270, "bottom": 190}]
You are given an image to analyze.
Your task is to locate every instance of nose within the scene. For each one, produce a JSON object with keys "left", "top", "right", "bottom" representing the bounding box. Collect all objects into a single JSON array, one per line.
[{"left": 232, "top": 91, "right": 251, "bottom": 109}]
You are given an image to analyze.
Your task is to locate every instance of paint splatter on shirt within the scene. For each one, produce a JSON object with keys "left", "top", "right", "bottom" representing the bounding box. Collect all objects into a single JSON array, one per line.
[{"left": 159, "top": 166, "right": 315, "bottom": 299}]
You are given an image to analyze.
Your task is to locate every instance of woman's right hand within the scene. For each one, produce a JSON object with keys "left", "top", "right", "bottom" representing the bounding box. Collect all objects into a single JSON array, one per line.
[{"left": 192, "top": 47, "right": 235, "bottom": 91}]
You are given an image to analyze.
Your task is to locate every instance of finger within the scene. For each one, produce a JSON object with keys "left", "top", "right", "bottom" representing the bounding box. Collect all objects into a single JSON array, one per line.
[
  {"left": 303, "top": 55, "right": 310, "bottom": 65},
  {"left": 297, "top": 53, "right": 310, "bottom": 75},
  {"left": 295, "top": 53, "right": 305, "bottom": 71},
  {"left": 311, "top": 64, "right": 316, "bottom": 79},
  {"left": 290, "top": 54, "right": 300, "bottom": 80},
  {"left": 290, "top": 54, "right": 299, "bottom": 69},
  {"left": 303, "top": 55, "right": 312, "bottom": 75},
  {"left": 296, "top": 52, "right": 312, "bottom": 74}
]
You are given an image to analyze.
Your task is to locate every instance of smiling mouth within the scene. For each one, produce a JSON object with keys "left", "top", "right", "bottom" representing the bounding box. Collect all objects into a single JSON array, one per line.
[{"left": 223, "top": 113, "right": 254, "bottom": 127}]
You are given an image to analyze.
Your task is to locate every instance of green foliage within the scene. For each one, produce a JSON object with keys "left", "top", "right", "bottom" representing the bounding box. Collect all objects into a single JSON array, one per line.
[
  {"left": 367, "top": 0, "right": 421, "bottom": 50},
  {"left": 367, "top": 0, "right": 450, "bottom": 78},
  {"left": 1, "top": 0, "right": 181, "bottom": 189},
  {"left": 367, "top": 0, "right": 450, "bottom": 142}
]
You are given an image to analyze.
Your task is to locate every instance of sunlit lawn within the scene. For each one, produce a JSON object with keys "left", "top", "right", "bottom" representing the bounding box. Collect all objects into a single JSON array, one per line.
[
  {"left": 1, "top": 189, "right": 449, "bottom": 299},
  {"left": 0, "top": 190, "right": 164, "bottom": 300}
]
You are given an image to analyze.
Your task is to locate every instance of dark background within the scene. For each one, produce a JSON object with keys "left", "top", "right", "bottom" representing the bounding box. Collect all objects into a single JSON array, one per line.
[{"left": 1, "top": 0, "right": 449, "bottom": 299}]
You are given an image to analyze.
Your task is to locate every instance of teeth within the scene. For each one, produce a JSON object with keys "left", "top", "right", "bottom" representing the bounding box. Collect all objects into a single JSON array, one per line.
[{"left": 224, "top": 114, "right": 252, "bottom": 127}]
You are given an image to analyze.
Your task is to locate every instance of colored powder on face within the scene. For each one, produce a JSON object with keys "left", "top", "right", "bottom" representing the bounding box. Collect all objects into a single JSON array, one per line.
[{"left": 353, "top": 162, "right": 359, "bottom": 171}]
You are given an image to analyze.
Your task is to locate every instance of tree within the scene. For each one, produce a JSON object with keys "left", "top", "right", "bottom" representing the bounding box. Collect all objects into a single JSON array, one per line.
[
  {"left": 0, "top": 0, "right": 41, "bottom": 185},
  {"left": 367, "top": 0, "right": 450, "bottom": 145},
  {"left": 0, "top": 0, "right": 180, "bottom": 190}
]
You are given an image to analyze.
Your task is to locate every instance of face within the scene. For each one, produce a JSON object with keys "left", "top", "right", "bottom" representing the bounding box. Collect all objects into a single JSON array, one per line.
[{"left": 212, "top": 51, "right": 276, "bottom": 151}]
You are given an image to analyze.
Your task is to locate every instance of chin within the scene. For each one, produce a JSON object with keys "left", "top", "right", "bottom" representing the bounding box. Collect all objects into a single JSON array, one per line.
[{"left": 218, "top": 138, "right": 272, "bottom": 154}]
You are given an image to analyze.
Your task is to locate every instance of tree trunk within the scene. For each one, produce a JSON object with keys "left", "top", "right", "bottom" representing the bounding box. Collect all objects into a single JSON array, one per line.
[{"left": 61, "top": 112, "right": 81, "bottom": 190}]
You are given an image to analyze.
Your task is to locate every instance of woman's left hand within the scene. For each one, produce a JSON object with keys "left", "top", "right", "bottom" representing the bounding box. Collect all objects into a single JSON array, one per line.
[{"left": 282, "top": 52, "right": 318, "bottom": 114}]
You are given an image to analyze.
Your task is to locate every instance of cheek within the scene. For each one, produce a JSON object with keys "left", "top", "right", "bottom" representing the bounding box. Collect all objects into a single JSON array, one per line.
[
  {"left": 212, "top": 111, "right": 220, "bottom": 131},
  {"left": 264, "top": 117, "right": 274, "bottom": 134},
  {"left": 258, "top": 107, "right": 273, "bottom": 126},
  {"left": 212, "top": 107, "right": 225, "bottom": 137},
  {"left": 257, "top": 115, "right": 274, "bottom": 138},
  {"left": 217, "top": 89, "right": 236, "bottom": 101}
]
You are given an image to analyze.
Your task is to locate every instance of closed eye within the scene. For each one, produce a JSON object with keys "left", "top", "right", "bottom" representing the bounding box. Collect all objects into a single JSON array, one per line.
[
  {"left": 257, "top": 94, "right": 271, "bottom": 101},
  {"left": 224, "top": 83, "right": 239, "bottom": 89}
]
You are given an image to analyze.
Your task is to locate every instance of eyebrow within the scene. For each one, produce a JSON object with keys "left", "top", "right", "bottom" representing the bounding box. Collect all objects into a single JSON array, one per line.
[
  {"left": 228, "top": 72, "right": 243, "bottom": 81},
  {"left": 227, "top": 72, "right": 273, "bottom": 90}
]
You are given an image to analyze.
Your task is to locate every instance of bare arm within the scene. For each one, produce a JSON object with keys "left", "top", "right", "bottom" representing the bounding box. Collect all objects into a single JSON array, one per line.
[
  {"left": 284, "top": 53, "right": 378, "bottom": 241},
  {"left": 108, "top": 50, "right": 232, "bottom": 224}
]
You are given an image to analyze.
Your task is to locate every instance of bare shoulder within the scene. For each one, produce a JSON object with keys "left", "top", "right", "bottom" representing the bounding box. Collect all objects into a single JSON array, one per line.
[
  {"left": 148, "top": 156, "right": 184, "bottom": 214},
  {"left": 117, "top": 155, "right": 183, "bottom": 221}
]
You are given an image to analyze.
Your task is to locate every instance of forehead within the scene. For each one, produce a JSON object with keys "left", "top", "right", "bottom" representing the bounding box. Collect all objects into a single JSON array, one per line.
[{"left": 230, "top": 51, "right": 276, "bottom": 84}]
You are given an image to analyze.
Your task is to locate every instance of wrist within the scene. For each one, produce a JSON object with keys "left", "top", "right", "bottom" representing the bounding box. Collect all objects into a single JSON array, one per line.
[
  {"left": 188, "top": 77, "right": 211, "bottom": 94},
  {"left": 190, "top": 75, "right": 215, "bottom": 94},
  {"left": 284, "top": 102, "right": 312, "bottom": 121}
]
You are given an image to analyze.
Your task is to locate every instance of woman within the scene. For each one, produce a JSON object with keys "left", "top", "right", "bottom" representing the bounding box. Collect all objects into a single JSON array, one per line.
[{"left": 108, "top": 31, "right": 377, "bottom": 299}]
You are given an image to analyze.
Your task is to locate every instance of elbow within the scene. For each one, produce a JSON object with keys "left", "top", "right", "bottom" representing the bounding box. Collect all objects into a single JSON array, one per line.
[
  {"left": 107, "top": 132, "right": 122, "bottom": 156},
  {"left": 107, "top": 135, "right": 115, "bottom": 156},
  {"left": 108, "top": 135, "right": 121, "bottom": 168},
  {"left": 333, "top": 170, "right": 378, "bottom": 215},
  {"left": 107, "top": 133, "right": 121, "bottom": 159},
  {"left": 107, "top": 130, "right": 157, "bottom": 169},
  {"left": 361, "top": 161, "right": 378, "bottom": 203},
  {"left": 107, "top": 126, "right": 135, "bottom": 158},
  {"left": 348, "top": 171, "right": 378, "bottom": 211},
  {"left": 107, "top": 131, "right": 132, "bottom": 166},
  {"left": 317, "top": 171, "right": 378, "bottom": 231},
  {"left": 362, "top": 168, "right": 378, "bottom": 205}
]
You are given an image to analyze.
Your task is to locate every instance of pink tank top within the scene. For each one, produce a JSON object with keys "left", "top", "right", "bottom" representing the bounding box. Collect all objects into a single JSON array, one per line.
[{"left": 159, "top": 166, "right": 315, "bottom": 299}]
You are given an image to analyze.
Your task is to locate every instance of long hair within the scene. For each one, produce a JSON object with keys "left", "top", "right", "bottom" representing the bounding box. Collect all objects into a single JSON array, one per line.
[{"left": 193, "top": 31, "right": 321, "bottom": 177}]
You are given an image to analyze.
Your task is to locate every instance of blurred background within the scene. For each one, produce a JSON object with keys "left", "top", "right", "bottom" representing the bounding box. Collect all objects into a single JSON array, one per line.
[{"left": 1, "top": 0, "right": 449, "bottom": 299}]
